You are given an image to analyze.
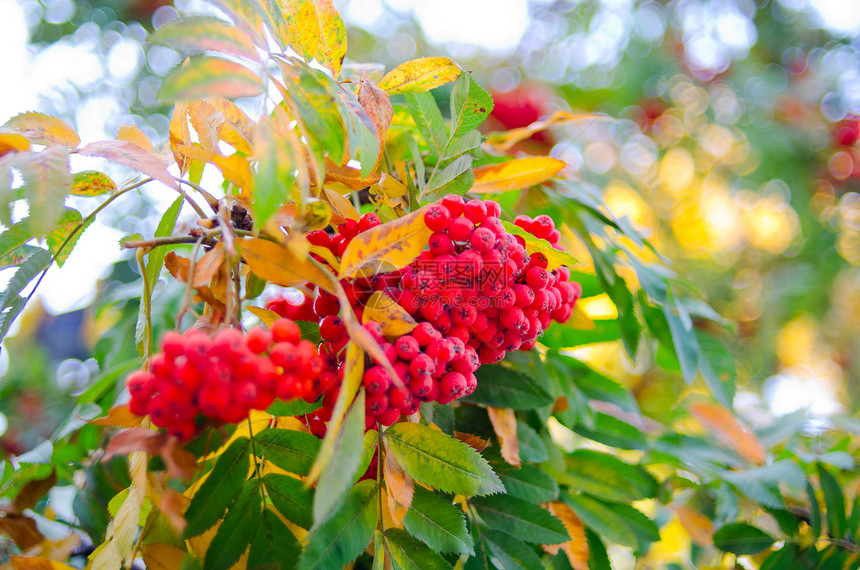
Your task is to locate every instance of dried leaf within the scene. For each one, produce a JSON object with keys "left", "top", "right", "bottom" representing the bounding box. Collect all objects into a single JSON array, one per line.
[
  {"left": 78, "top": 140, "right": 178, "bottom": 190},
  {"left": 11, "top": 470, "right": 56, "bottom": 513},
  {"left": 0, "top": 515, "right": 43, "bottom": 549},
  {"left": 671, "top": 504, "right": 714, "bottom": 547},
  {"left": 339, "top": 207, "right": 432, "bottom": 278},
  {"left": 689, "top": 402, "right": 765, "bottom": 465},
  {"left": 315, "top": 0, "right": 347, "bottom": 77},
  {"left": 471, "top": 157, "right": 566, "bottom": 194},
  {"left": 169, "top": 103, "right": 191, "bottom": 175},
  {"left": 487, "top": 407, "right": 520, "bottom": 467},
  {"left": 117, "top": 125, "right": 153, "bottom": 152},
  {"left": 239, "top": 238, "right": 332, "bottom": 292},
  {"left": 157, "top": 488, "right": 189, "bottom": 534},
  {"left": 362, "top": 291, "right": 417, "bottom": 337},
  {"left": 164, "top": 243, "right": 225, "bottom": 288},
  {"left": 384, "top": 447, "right": 414, "bottom": 527},
  {"left": 453, "top": 432, "right": 490, "bottom": 452},
  {"left": 103, "top": 429, "right": 197, "bottom": 481},
  {"left": 485, "top": 111, "right": 607, "bottom": 152},
  {"left": 358, "top": 80, "right": 393, "bottom": 165},
  {"left": 89, "top": 405, "right": 143, "bottom": 428},
  {"left": 4, "top": 113, "right": 80, "bottom": 148},
  {"left": 187, "top": 104, "right": 220, "bottom": 152},
  {"left": 324, "top": 160, "right": 380, "bottom": 191},
  {"left": 543, "top": 502, "right": 588, "bottom": 570},
  {"left": 378, "top": 57, "right": 461, "bottom": 95}
]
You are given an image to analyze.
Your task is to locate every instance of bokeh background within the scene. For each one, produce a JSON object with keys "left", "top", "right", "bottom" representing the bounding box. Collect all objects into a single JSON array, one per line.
[{"left": 0, "top": 0, "right": 858, "bottom": 565}]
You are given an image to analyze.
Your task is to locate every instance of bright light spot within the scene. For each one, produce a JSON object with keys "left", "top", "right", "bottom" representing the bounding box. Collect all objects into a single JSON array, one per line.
[
  {"left": 0, "top": 412, "right": 7, "bottom": 438},
  {"left": 765, "top": 371, "right": 843, "bottom": 416},
  {"left": 108, "top": 38, "right": 143, "bottom": 82},
  {"left": 0, "top": 1, "right": 33, "bottom": 122},
  {"left": 414, "top": 0, "right": 528, "bottom": 52},
  {"left": 810, "top": 0, "right": 860, "bottom": 35}
]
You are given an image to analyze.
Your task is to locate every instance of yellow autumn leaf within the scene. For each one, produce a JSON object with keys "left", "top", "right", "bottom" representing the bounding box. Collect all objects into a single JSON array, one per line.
[
  {"left": 315, "top": 0, "right": 347, "bottom": 77},
  {"left": 169, "top": 103, "right": 191, "bottom": 174},
  {"left": 339, "top": 207, "right": 432, "bottom": 278},
  {"left": 246, "top": 306, "right": 281, "bottom": 327},
  {"left": 383, "top": 448, "right": 414, "bottom": 527},
  {"left": 487, "top": 407, "right": 520, "bottom": 467},
  {"left": 484, "top": 111, "right": 609, "bottom": 152},
  {"left": 4, "top": 112, "right": 80, "bottom": 148},
  {"left": 141, "top": 544, "right": 187, "bottom": 570},
  {"left": 0, "top": 131, "right": 30, "bottom": 156},
  {"left": 175, "top": 145, "right": 253, "bottom": 192},
  {"left": 378, "top": 57, "right": 461, "bottom": 95},
  {"left": 11, "top": 556, "right": 77, "bottom": 570},
  {"left": 543, "top": 502, "right": 589, "bottom": 570},
  {"left": 117, "top": 125, "right": 153, "bottom": 152},
  {"left": 362, "top": 291, "right": 417, "bottom": 337},
  {"left": 323, "top": 188, "right": 360, "bottom": 225},
  {"left": 689, "top": 402, "right": 765, "bottom": 465},
  {"left": 283, "top": 0, "right": 320, "bottom": 61},
  {"left": 502, "top": 221, "right": 579, "bottom": 271},
  {"left": 238, "top": 238, "right": 333, "bottom": 292},
  {"left": 471, "top": 156, "right": 566, "bottom": 194},
  {"left": 671, "top": 504, "right": 714, "bottom": 547},
  {"left": 71, "top": 171, "right": 117, "bottom": 197}
]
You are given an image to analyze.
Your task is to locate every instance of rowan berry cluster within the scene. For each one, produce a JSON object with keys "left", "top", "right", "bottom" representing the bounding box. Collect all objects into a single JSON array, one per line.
[
  {"left": 264, "top": 198, "right": 581, "bottom": 429},
  {"left": 125, "top": 319, "right": 325, "bottom": 440}
]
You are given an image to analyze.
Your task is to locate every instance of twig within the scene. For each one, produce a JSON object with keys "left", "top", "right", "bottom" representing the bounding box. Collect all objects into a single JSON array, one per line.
[
  {"left": 176, "top": 234, "right": 207, "bottom": 329},
  {"left": 122, "top": 234, "right": 216, "bottom": 249},
  {"left": 177, "top": 179, "right": 220, "bottom": 214}
]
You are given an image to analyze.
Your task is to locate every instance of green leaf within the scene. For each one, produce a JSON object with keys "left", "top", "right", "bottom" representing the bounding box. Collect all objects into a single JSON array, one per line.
[
  {"left": 263, "top": 473, "right": 314, "bottom": 529},
  {"left": 663, "top": 294, "right": 699, "bottom": 383},
  {"left": 204, "top": 478, "right": 261, "bottom": 570},
  {"left": 499, "top": 466, "right": 558, "bottom": 504},
  {"left": 266, "top": 398, "right": 320, "bottom": 417},
  {"left": 421, "top": 402, "right": 455, "bottom": 435},
  {"left": 759, "top": 545, "right": 797, "bottom": 570},
  {"left": 446, "top": 73, "right": 493, "bottom": 148},
  {"left": 16, "top": 147, "right": 72, "bottom": 238},
  {"left": 158, "top": 56, "right": 264, "bottom": 102},
  {"left": 255, "top": 427, "right": 322, "bottom": 476},
  {"left": 442, "top": 130, "right": 482, "bottom": 160},
  {"left": 404, "top": 92, "right": 447, "bottom": 158},
  {"left": 713, "top": 522, "right": 775, "bottom": 555},
  {"left": 46, "top": 207, "right": 92, "bottom": 267},
  {"left": 571, "top": 412, "right": 647, "bottom": 451},
  {"left": 516, "top": 421, "right": 548, "bottom": 463},
  {"left": 472, "top": 495, "right": 569, "bottom": 545},
  {"left": 331, "top": 83, "right": 379, "bottom": 178},
  {"left": 463, "top": 366, "right": 553, "bottom": 409},
  {"left": 384, "top": 422, "right": 503, "bottom": 497},
  {"left": 423, "top": 155, "right": 473, "bottom": 200},
  {"left": 0, "top": 219, "right": 38, "bottom": 270},
  {"left": 313, "top": 391, "right": 366, "bottom": 524},
  {"left": 818, "top": 463, "right": 846, "bottom": 539},
  {"left": 481, "top": 529, "right": 544, "bottom": 570},
  {"left": 298, "top": 480, "right": 378, "bottom": 570},
  {"left": 539, "top": 318, "right": 621, "bottom": 349},
  {"left": 252, "top": 118, "right": 298, "bottom": 229},
  {"left": 402, "top": 486, "right": 473, "bottom": 555},
  {"left": 385, "top": 528, "right": 453, "bottom": 570},
  {"left": 248, "top": 507, "right": 302, "bottom": 570},
  {"left": 183, "top": 436, "right": 251, "bottom": 539},
  {"left": 0, "top": 248, "right": 51, "bottom": 325},
  {"left": 585, "top": 529, "right": 611, "bottom": 570},
  {"left": 563, "top": 492, "right": 639, "bottom": 549},
  {"left": 148, "top": 15, "right": 260, "bottom": 61},
  {"left": 807, "top": 481, "right": 822, "bottom": 537},
  {"left": 563, "top": 450, "right": 657, "bottom": 504}
]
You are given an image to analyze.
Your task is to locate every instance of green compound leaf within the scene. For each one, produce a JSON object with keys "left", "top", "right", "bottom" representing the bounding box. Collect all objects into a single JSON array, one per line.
[
  {"left": 446, "top": 73, "right": 493, "bottom": 148},
  {"left": 713, "top": 522, "right": 775, "bottom": 555},
  {"left": 255, "top": 427, "right": 322, "bottom": 476},
  {"left": 402, "top": 486, "right": 473, "bottom": 555},
  {"left": 563, "top": 449, "right": 657, "bottom": 504},
  {"left": 405, "top": 92, "right": 447, "bottom": 158},
  {"left": 183, "top": 436, "right": 251, "bottom": 539},
  {"left": 384, "top": 528, "right": 453, "bottom": 570},
  {"left": 263, "top": 473, "right": 314, "bottom": 530},
  {"left": 471, "top": 495, "right": 569, "bottom": 545},
  {"left": 481, "top": 529, "right": 544, "bottom": 570},
  {"left": 298, "top": 480, "right": 378, "bottom": 570},
  {"left": 499, "top": 465, "right": 559, "bottom": 504},
  {"left": 463, "top": 365, "right": 554, "bottom": 409},
  {"left": 384, "top": 422, "right": 503, "bottom": 497},
  {"left": 247, "top": 507, "right": 302, "bottom": 569},
  {"left": 204, "top": 478, "right": 261, "bottom": 570}
]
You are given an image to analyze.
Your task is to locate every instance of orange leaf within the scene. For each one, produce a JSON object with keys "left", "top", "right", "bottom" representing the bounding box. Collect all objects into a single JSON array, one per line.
[
  {"left": 671, "top": 504, "right": 714, "bottom": 547},
  {"left": 141, "top": 543, "right": 187, "bottom": 570},
  {"left": 358, "top": 79, "right": 393, "bottom": 165},
  {"left": 206, "top": 96, "right": 254, "bottom": 154},
  {"left": 339, "top": 207, "right": 432, "bottom": 278},
  {"left": 90, "top": 405, "right": 144, "bottom": 428},
  {"left": 0, "top": 515, "right": 43, "bottom": 550},
  {"left": 169, "top": 103, "right": 191, "bottom": 175},
  {"left": 323, "top": 188, "right": 360, "bottom": 225},
  {"left": 4, "top": 112, "right": 80, "bottom": 148},
  {"left": 156, "top": 488, "right": 189, "bottom": 534},
  {"left": 383, "top": 447, "right": 414, "bottom": 527},
  {"left": 315, "top": 0, "right": 347, "bottom": 77},
  {"left": 485, "top": 111, "right": 608, "bottom": 152},
  {"left": 324, "top": 160, "right": 381, "bottom": 191},
  {"left": 378, "top": 57, "right": 461, "bottom": 95},
  {"left": 163, "top": 244, "right": 225, "bottom": 288},
  {"left": 246, "top": 306, "right": 282, "bottom": 327},
  {"left": 543, "top": 502, "right": 589, "bottom": 570},
  {"left": 471, "top": 157, "right": 566, "bottom": 194},
  {"left": 362, "top": 291, "right": 417, "bottom": 337},
  {"left": 487, "top": 407, "right": 520, "bottom": 467},
  {"left": 0, "top": 132, "right": 30, "bottom": 156},
  {"left": 453, "top": 432, "right": 490, "bottom": 452},
  {"left": 117, "top": 125, "right": 153, "bottom": 152},
  {"left": 78, "top": 140, "right": 178, "bottom": 190},
  {"left": 689, "top": 402, "right": 765, "bottom": 465},
  {"left": 103, "top": 428, "right": 197, "bottom": 481},
  {"left": 187, "top": 103, "right": 220, "bottom": 152},
  {"left": 10, "top": 556, "right": 75, "bottom": 570},
  {"left": 239, "top": 238, "right": 333, "bottom": 292}
]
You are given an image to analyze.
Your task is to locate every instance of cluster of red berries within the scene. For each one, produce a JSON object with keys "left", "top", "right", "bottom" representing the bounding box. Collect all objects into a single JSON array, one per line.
[
  {"left": 125, "top": 319, "right": 326, "bottom": 440},
  {"left": 264, "top": 198, "right": 581, "bottom": 430}
]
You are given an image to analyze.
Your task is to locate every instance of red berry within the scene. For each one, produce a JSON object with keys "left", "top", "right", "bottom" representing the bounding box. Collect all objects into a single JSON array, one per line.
[
  {"left": 470, "top": 227, "right": 496, "bottom": 252},
  {"left": 547, "top": 229, "right": 561, "bottom": 244},
  {"left": 244, "top": 326, "right": 273, "bottom": 354},
  {"left": 377, "top": 406, "right": 402, "bottom": 426},
  {"left": 168, "top": 420, "right": 197, "bottom": 441},
  {"left": 429, "top": 231, "right": 454, "bottom": 256},
  {"left": 424, "top": 204, "right": 452, "bottom": 232},
  {"left": 409, "top": 375, "right": 434, "bottom": 398},
  {"left": 319, "top": 315, "right": 345, "bottom": 342},
  {"left": 363, "top": 321, "right": 385, "bottom": 343},
  {"left": 363, "top": 366, "right": 391, "bottom": 394},
  {"left": 338, "top": 219, "right": 359, "bottom": 239},
  {"left": 440, "top": 371, "right": 467, "bottom": 399},
  {"left": 427, "top": 339, "right": 455, "bottom": 363},
  {"left": 413, "top": 322, "right": 442, "bottom": 346},
  {"left": 271, "top": 319, "right": 301, "bottom": 344},
  {"left": 395, "top": 335, "right": 420, "bottom": 360},
  {"left": 129, "top": 395, "right": 149, "bottom": 416},
  {"left": 448, "top": 218, "right": 475, "bottom": 242},
  {"left": 213, "top": 327, "right": 244, "bottom": 354},
  {"left": 366, "top": 392, "right": 389, "bottom": 416},
  {"left": 531, "top": 215, "right": 554, "bottom": 239},
  {"left": 307, "top": 229, "right": 330, "bottom": 247},
  {"left": 514, "top": 215, "right": 533, "bottom": 232},
  {"left": 161, "top": 331, "right": 185, "bottom": 359},
  {"left": 464, "top": 199, "right": 487, "bottom": 224},
  {"left": 275, "top": 373, "right": 302, "bottom": 400},
  {"left": 409, "top": 353, "right": 434, "bottom": 377},
  {"left": 526, "top": 266, "right": 550, "bottom": 290},
  {"left": 358, "top": 213, "right": 382, "bottom": 232},
  {"left": 127, "top": 370, "right": 155, "bottom": 399},
  {"left": 451, "top": 303, "right": 477, "bottom": 327},
  {"left": 513, "top": 284, "right": 535, "bottom": 307},
  {"left": 149, "top": 352, "right": 173, "bottom": 378},
  {"left": 441, "top": 194, "right": 465, "bottom": 217},
  {"left": 234, "top": 379, "right": 259, "bottom": 408}
]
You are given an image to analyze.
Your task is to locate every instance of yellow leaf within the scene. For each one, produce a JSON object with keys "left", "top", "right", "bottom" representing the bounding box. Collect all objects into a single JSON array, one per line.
[
  {"left": 314, "top": 0, "right": 347, "bottom": 77},
  {"left": 487, "top": 407, "right": 520, "bottom": 467},
  {"left": 671, "top": 504, "right": 714, "bottom": 547},
  {"left": 339, "top": 207, "right": 432, "bottom": 279},
  {"left": 11, "top": 556, "right": 76, "bottom": 570},
  {"left": 502, "top": 221, "right": 579, "bottom": 271},
  {"left": 0, "top": 131, "right": 30, "bottom": 156},
  {"left": 117, "top": 125, "right": 153, "bottom": 152},
  {"left": 175, "top": 144, "right": 253, "bottom": 192},
  {"left": 689, "top": 402, "right": 765, "bottom": 465},
  {"left": 71, "top": 171, "right": 117, "bottom": 197},
  {"left": 238, "top": 237, "right": 333, "bottom": 292},
  {"left": 283, "top": 0, "right": 320, "bottom": 61},
  {"left": 324, "top": 160, "right": 381, "bottom": 191},
  {"left": 169, "top": 103, "right": 191, "bottom": 175},
  {"left": 362, "top": 291, "right": 417, "bottom": 337},
  {"left": 141, "top": 544, "right": 187, "bottom": 570},
  {"left": 383, "top": 447, "right": 413, "bottom": 527},
  {"left": 187, "top": 103, "right": 220, "bottom": 152},
  {"left": 246, "top": 306, "right": 281, "bottom": 327},
  {"left": 206, "top": 97, "right": 254, "bottom": 154},
  {"left": 378, "top": 57, "right": 461, "bottom": 95},
  {"left": 543, "top": 502, "right": 588, "bottom": 570},
  {"left": 323, "top": 188, "right": 360, "bottom": 225},
  {"left": 357, "top": 79, "right": 393, "bottom": 166},
  {"left": 89, "top": 405, "right": 143, "bottom": 428},
  {"left": 484, "top": 111, "right": 608, "bottom": 152},
  {"left": 471, "top": 156, "right": 566, "bottom": 194},
  {"left": 163, "top": 243, "right": 225, "bottom": 288},
  {"left": 4, "top": 112, "right": 80, "bottom": 148}
]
